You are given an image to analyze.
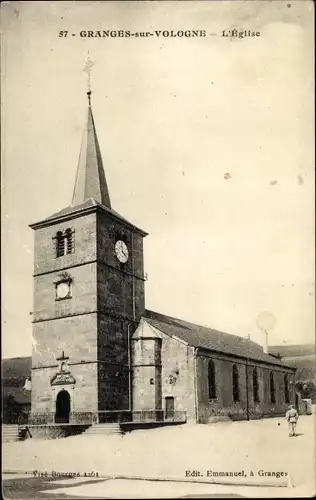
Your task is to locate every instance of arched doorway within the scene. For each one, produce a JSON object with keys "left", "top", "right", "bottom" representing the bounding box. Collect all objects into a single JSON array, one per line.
[{"left": 55, "top": 390, "right": 70, "bottom": 424}]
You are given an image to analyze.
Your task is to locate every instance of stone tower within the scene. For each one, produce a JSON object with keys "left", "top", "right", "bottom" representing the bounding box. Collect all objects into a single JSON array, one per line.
[
  {"left": 30, "top": 92, "right": 147, "bottom": 424},
  {"left": 132, "top": 319, "right": 163, "bottom": 417}
]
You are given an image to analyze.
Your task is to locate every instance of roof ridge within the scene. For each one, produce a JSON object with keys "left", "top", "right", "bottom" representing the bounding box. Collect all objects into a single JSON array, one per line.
[
  {"left": 30, "top": 198, "right": 148, "bottom": 236},
  {"left": 145, "top": 308, "right": 212, "bottom": 329},
  {"left": 144, "top": 310, "right": 292, "bottom": 368},
  {"left": 145, "top": 309, "right": 253, "bottom": 341}
]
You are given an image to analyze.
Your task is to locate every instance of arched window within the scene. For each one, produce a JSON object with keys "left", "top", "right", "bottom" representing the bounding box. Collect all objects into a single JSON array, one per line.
[
  {"left": 253, "top": 368, "right": 260, "bottom": 403},
  {"left": 208, "top": 360, "right": 216, "bottom": 399},
  {"left": 284, "top": 374, "right": 290, "bottom": 404},
  {"left": 232, "top": 364, "right": 240, "bottom": 402},
  {"left": 270, "top": 372, "right": 276, "bottom": 403},
  {"left": 56, "top": 231, "right": 65, "bottom": 257}
]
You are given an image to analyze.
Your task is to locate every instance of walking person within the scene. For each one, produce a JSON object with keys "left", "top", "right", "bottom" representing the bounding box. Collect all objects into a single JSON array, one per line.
[{"left": 285, "top": 405, "right": 299, "bottom": 437}]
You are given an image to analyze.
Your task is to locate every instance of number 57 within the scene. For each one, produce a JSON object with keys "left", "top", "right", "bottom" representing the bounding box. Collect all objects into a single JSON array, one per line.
[{"left": 59, "top": 31, "right": 68, "bottom": 37}]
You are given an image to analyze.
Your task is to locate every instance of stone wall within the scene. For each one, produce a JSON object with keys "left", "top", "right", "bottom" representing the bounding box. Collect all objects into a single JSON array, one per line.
[
  {"left": 33, "top": 263, "right": 97, "bottom": 322},
  {"left": 31, "top": 206, "right": 146, "bottom": 419},
  {"left": 97, "top": 212, "right": 145, "bottom": 280},
  {"left": 32, "top": 314, "right": 98, "bottom": 368},
  {"left": 27, "top": 424, "right": 90, "bottom": 440},
  {"left": 98, "top": 361, "right": 129, "bottom": 411},
  {"left": 33, "top": 213, "right": 97, "bottom": 276},
  {"left": 31, "top": 211, "right": 99, "bottom": 416},
  {"left": 96, "top": 211, "right": 146, "bottom": 412},
  {"left": 160, "top": 334, "right": 196, "bottom": 422},
  {"left": 31, "top": 363, "right": 99, "bottom": 414},
  {"left": 196, "top": 351, "right": 296, "bottom": 423},
  {"left": 97, "top": 265, "right": 136, "bottom": 319},
  {"left": 132, "top": 323, "right": 196, "bottom": 422},
  {"left": 132, "top": 335, "right": 162, "bottom": 411},
  {"left": 97, "top": 211, "right": 145, "bottom": 321}
]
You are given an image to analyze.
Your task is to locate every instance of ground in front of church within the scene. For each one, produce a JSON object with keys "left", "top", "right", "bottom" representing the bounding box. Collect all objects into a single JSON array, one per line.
[{"left": 2, "top": 415, "right": 315, "bottom": 498}]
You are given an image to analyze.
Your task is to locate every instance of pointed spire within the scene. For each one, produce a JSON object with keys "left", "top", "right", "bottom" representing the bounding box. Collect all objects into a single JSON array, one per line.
[{"left": 71, "top": 91, "right": 111, "bottom": 208}]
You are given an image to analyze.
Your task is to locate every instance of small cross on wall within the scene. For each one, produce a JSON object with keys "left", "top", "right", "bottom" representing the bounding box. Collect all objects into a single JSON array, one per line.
[
  {"left": 56, "top": 350, "right": 69, "bottom": 372},
  {"left": 56, "top": 350, "right": 69, "bottom": 362}
]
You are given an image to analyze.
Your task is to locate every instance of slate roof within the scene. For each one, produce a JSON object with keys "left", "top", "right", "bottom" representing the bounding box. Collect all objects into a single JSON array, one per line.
[
  {"left": 30, "top": 197, "right": 147, "bottom": 236},
  {"left": 71, "top": 103, "right": 111, "bottom": 208},
  {"left": 2, "top": 356, "right": 31, "bottom": 382},
  {"left": 2, "top": 387, "right": 31, "bottom": 405},
  {"left": 144, "top": 310, "right": 295, "bottom": 369}
]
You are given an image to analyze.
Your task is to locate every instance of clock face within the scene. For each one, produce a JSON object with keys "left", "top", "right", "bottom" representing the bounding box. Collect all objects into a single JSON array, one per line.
[
  {"left": 115, "top": 240, "right": 129, "bottom": 263},
  {"left": 56, "top": 282, "right": 70, "bottom": 299}
]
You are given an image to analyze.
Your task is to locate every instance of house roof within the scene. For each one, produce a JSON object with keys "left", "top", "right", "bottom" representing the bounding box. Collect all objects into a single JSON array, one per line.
[
  {"left": 144, "top": 310, "right": 295, "bottom": 369},
  {"left": 2, "top": 387, "right": 31, "bottom": 405},
  {"left": 2, "top": 356, "right": 32, "bottom": 383}
]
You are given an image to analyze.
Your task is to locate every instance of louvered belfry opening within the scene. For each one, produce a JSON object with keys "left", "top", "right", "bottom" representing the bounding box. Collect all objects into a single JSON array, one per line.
[{"left": 54, "top": 229, "right": 74, "bottom": 258}]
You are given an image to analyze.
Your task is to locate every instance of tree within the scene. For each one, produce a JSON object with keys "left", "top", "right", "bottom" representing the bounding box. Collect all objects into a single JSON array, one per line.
[{"left": 295, "top": 380, "right": 316, "bottom": 400}]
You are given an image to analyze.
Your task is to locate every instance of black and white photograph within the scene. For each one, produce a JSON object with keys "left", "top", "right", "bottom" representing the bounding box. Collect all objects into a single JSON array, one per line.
[{"left": 1, "top": 1, "right": 315, "bottom": 498}]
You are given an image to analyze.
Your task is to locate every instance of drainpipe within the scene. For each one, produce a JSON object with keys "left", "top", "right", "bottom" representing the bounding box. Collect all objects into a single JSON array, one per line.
[
  {"left": 128, "top": 228, "right": 136, "bottom": 414},
  {"left": 193, "top": 348, "right": 199, "bottom": 424},
  {"left": 131, "top": 230, "right": 136, "bottom": 322},
  {"left": 127, "top": 321, "right": 136, "bottom": 412}
]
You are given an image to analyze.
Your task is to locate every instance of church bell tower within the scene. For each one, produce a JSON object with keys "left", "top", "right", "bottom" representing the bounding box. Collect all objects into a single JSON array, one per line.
[{"left": 30, "top": 90, "right": 147, "bottom": 423}]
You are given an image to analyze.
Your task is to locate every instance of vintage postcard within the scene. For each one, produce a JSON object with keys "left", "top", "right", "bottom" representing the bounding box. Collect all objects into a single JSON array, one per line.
[{"left": 1, "top": 0, "right": 315, "bottom": 498}]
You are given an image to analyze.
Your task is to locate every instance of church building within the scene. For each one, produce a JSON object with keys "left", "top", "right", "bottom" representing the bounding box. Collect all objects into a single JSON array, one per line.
[{"left": 29, "top": 90, "right": 296, "bottom": 427}]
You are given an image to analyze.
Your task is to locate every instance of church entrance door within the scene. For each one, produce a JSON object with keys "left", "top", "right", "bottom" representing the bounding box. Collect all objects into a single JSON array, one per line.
[{"left": 55, "top": 390, "right": 70, "bottom": 424}]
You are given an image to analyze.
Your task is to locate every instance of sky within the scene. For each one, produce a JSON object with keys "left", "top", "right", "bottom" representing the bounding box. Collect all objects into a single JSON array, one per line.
[{"left": 1, "top": 1, "right": 315, "bottom": 359}]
